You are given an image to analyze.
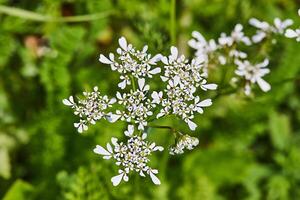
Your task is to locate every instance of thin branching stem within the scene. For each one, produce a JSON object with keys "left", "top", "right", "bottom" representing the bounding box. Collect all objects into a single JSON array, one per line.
[
  {"left": 0, "top": 5, "right": 113, "bottom": 22},
  {"left": 170, "top": 0, "right": 176, "bottom": 45}
]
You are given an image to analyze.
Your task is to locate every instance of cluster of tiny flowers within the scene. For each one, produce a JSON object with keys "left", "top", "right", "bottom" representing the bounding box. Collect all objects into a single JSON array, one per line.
[
  {"left": 63, "top": 37, "right": 218, "bottom": 185},
  {"left": 233, "top": 59, "right": 270, "bottom": 95},
  {"left": 63, "top": 87, "right": 116, "bottom": 133},
  {"left": 188, "top": 24, "right": 251, "bottom": 71},
  {"left": 189, "top": 10, "right": 299, "bottom": 96},
  {"left": 169, "top": 134, "right": 199, "bottom": 155},
  {"left": 99, "top": 37, "right": 162, "bottom": 89},
  {"left": 63, "top": 11, "right": 299, "bottom": 186},
  {"left": 109, "top": 78, "right": 157, "bottom": 130},
  {"left": 249, "top": 17, "right": 293, "bottom": 43},
  {"left": 93, "top": 125, "right": 163, "bottom": 186},
  {"left": 153, "top": 46, "right": 217, "bottom": 130},
  {"left": 285, "top": 9, "right": 300, "bottom": 42}
]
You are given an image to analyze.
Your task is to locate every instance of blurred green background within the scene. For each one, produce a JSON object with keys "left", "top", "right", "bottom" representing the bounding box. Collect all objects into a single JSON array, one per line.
[{"left": 0, "top": 0, "right": 300, "bottom": 199}]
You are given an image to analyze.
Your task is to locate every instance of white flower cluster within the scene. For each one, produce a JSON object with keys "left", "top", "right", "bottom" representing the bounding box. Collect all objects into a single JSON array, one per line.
[
  {"left": 93, "top": 125, "right": 163, "bottom": 186},
  {"left": 169, "top": 134, "right": 199, "bottom": 155},
  {"left": 152, "top": 47, "right": 216, "bottom": 130},
  {"left": 109, "top": 78, "right": 156, "bottom": 130},
  {"left": 285, "top": 9, "right": 300, "bottom": 42},
  {"left": 249, "top": 17, "right": 293, "bottom": 43},
  {"left": 234, "top": 59, "right": 271, "bottom": 95},
  {"left": 99, "top": 37, "right": 162, "bottom": 89},
  {"left": 63, "top": 13, "right": 299, "bottom": 185},
  {"left": 62, "top": 87, "right": 116, "bottom": 133},
  {"left": 63, "top": 37, "right": 218, "bottom": 186},
  {"left": 189, "top": 24, "right": 251, "bottom": 69}
]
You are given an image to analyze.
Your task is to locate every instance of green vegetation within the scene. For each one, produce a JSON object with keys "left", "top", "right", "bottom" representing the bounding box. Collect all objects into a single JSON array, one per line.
[{"left": 0, "top": 0, "right": 299, "bottom": 199}]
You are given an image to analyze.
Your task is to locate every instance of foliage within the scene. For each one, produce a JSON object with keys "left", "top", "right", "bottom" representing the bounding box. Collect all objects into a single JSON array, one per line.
[{"left": 0, "top": 0, "right": 299, "bottom": 199}]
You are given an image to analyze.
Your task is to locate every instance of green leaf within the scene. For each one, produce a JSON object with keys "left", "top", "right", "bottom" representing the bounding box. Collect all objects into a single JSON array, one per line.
[
  {"left": 3, "top": 180, "right": 33, "bottom": 200},
  {"left": 0, "top": 148, "right": 10, "bottom": 179},
  {"left": 267, "top": 175, "right": 290, "bottom": 200},
  {"left": 269, "top": 111, "right": 291, "bottom": 150}
]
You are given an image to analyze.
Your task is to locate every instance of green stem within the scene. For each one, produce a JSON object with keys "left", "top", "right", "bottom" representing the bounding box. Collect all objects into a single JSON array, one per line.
[
  {"left": 130, "top": 75, "right": 137, "bottom": 91},
  {"left": 0, "top": 5, "right": 113, "bottom": 22},
  {"left": 170, "top": 0, "right": 176, "bottom": 45},
  {"left": 148, "top": 125, "right": 177, "bottom": 137}
]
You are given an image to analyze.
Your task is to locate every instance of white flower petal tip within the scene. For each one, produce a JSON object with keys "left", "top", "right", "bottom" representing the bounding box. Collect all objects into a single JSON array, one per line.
[
  {"left": 203, "top": 84, "right": 218, "bottom": 90},
  {"left": 257, "top": 78, "right": 271, "bottom": 92},
  {"left": 111, "top": 173, "right": 124, "bottom": 186},
  {"left": 99, "top": 54, "right": 113, "bottom": 64},
  {"left": 124, "top": 125, "right": 134, "bottom": 137},
  {"left": 118, "top": 37, "right": 127, "bottom": 50},
  {"left": 149, "top": 171, "right": 161, "bottom": 185},
  {"left": 106, "top": 113, "right": 121, "bottom": 123},
  {"left": 93, "top": 145, "right": 111, "bottom": 157},
  {"left": 186, "top": 120, "right": 197, "bottom": 131},
  {"left": 285, "top": 29, "right": 298, "bottom": 38},
  {"left": 62, "top": 96, "right": 74, "bottom": 106}
]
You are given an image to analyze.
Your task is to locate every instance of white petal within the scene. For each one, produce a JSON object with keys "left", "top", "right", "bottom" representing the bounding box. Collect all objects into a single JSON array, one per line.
[
  {"left": 186, "top": 120, "right": 197, "bottom": 131},
  {"left": 106, "top": 143, "right": 113, "bottom": 153},
  {"left": 192, "top": 31, "right": 206, "bottom": 44},
  {"left": 125, "top": 125, "right": 134, "bottom": 137},
  {"left": 149, "top": 54, "right": 162, "bottom": 64},
  {"left": 203, "top": 83, "right": 218, "bottom": 90},
  {"left": 153, "top": 146, "right": 164, "bottom": 151},
  {"left": 118, "top": 80, "right": 127, "bottom": 89},
  {"left": 93, "top": 145, "right": 111, "bottom": 156},
  {"left": 142, "top": 133, "right": 147, "bottom": 140},
  {"left": 107, "top": 113, "right": 121, "bottom": 123},
  {"left": 198, "top": 99, "right": 212, "bottom": 107},
  {"left": 118, "top": 37, "right": 127, "bottom": 50},
  {"left": 123, "top": 174, "right": 129, "bottom": 182},
  {"left": 99, "top": 54, "right": 113, "bottom": 64},
  {"left": 257, "top": 77, "right": 271, "bottom": 92},
  {"left": 111, "top": 173, "right": 124, "bottom": 186},
  {"left": 285, "top": 29, "right": 298, "bottom": 38},
  {"left": 161, "top": 56, "right": 169, "bottom": 65},
  {"left": 109, "top": 98, "right": 116, "bottom": 104},
  {"left": 138, "top": 78, "right": 145, "bottom": 90},
  {"left": 160, "top": 76, "right": 168, "bottom": 82},
  {"left": 149, "top": 67, "right": 161, "bottom": 74},
  {"left": 170, "top": 46, "right": 178, "bottom": 60},
  {"left": 111, "top": 137, "right": 118, "bottom": 146},
  {"left": 62, "top": 97, "right": 74, "bottom": 106},
  {"left": 149, "top": 171, "right": 161, "bottom": 185}
]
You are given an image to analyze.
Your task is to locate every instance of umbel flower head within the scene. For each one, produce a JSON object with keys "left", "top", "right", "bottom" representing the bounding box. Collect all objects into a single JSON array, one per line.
[
  {"left": 169, "top": 133, "right": 199, "bottom": 155},
  {"left": 285, "top": 9, "right": 300, "bottom": 42},
  {"left": 63, "top": 37, "right": 216, "bottom": 186},
  {"left": 93, "top": 125, "right": 163, "bottom": 186},
  {"left": 63, "top": 87, "right": 116, "bottom": 133},
  {"left": 156, "top": 46, "right": 217, "bottom": 130},
  {"left": 99, "top": 37, "right": 162, "bottom": 89},
  {"left": 234, "top": 59, "right": 271, "bottom": 95}
]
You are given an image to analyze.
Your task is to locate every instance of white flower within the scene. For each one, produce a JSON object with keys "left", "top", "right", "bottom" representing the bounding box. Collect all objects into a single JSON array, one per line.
[
  {"left": 93, "top": 126, "right": 163, "bottom": 186},
  {"left": 234, "top": 59, "right": 271, "bottom": 95},
  {"left": 273, "top": 18, "right": 293, "bottom": 34},
  {"left": 74, "top": 120, "right": 88, "bottom": 133},
  {"left": 63, "top": 87, "right": 116, "bottom": 133},
  {"left": 158, "top": 46, "right": 216, "bottom": 130},
  {"left": 188, "top": 31, "right": 218, "bottom": 72},
  {"left": 151, "top": 91, "right": 163, "bottom": 104},
  {"left": 218, "top": 24, "right": 251, "bottom": 46},
  {"left": 169, "top": 134, "right": 199, "bottom": 155},
  {"left": 99, "top": 37, "right": 162, "bottom": 89},
  {"left": 111, "top": 78, "right": 156, "bottom": 130},
  {"left": 285, "top": 29, "right": 300, "bottom": 42},
  {"left": 249, "top": 17, "right": 293, "bottom": 43}
]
